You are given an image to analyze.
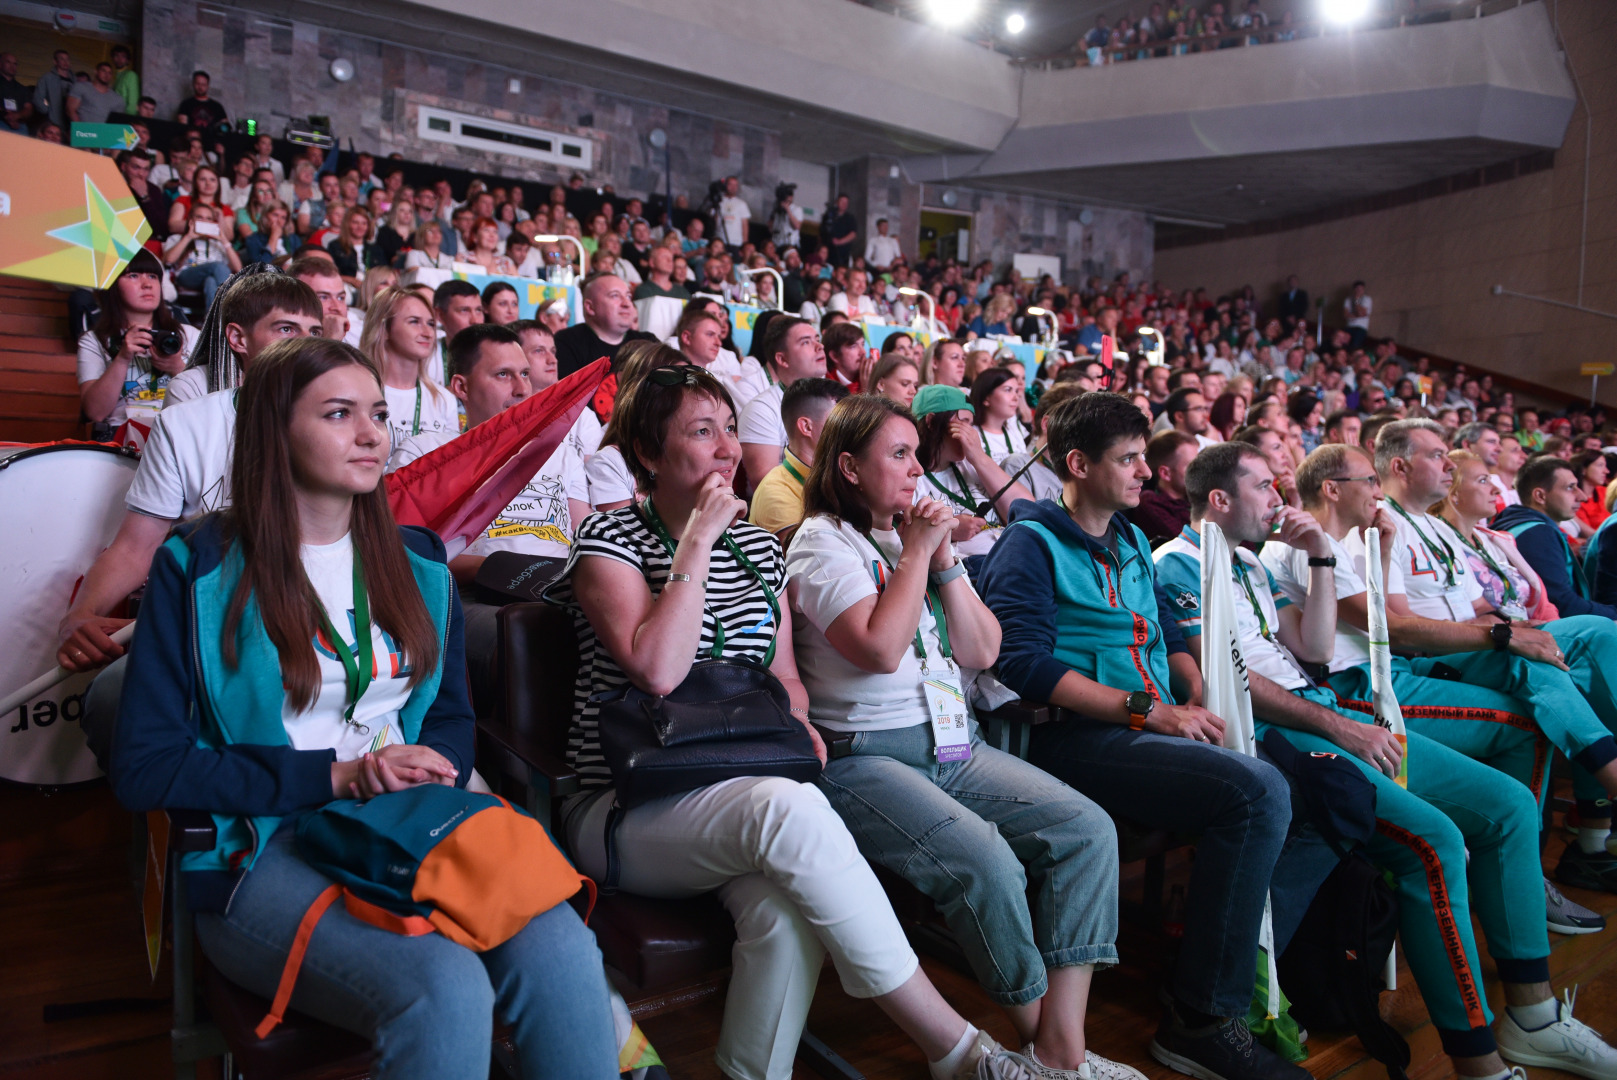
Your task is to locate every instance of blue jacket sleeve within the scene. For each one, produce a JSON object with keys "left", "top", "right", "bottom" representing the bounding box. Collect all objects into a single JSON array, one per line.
[
  {"left": 417, "top": 574, "right": 475, "bottom": 785},
  {"left": 978, "top": 524, "right": 1075, "bottom": 704},
  {"left": 109, "top": 543, "right": 337, "bottom": 815},
  {"left": 1154, "top": 579, "right": 1190, "bottom": 656},
  {"left": 1597, "top": 531, "right": 1617, "bottom": 609},
  {"left": 1516, "top": 522, "right": 1617, "bottom": 619}
]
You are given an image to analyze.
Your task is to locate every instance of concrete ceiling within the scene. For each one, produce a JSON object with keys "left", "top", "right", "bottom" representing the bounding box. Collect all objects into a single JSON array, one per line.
[{"left": 965, "top": 137, "right": 1546, "bottom": 226}]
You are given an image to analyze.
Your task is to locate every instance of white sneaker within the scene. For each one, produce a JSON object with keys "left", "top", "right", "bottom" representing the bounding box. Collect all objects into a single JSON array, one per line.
[
  {"left": 1019, "top": 1045, "right": 1150, "bottom": 1080},
  {"left": 1498, "top": 989, "right": 1617, "bottom": 1080},
  {"left": 951, "top": 1031, "right": 1040, "bottom": 1080}
]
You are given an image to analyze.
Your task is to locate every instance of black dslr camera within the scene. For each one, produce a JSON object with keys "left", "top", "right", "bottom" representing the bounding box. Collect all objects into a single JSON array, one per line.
[{"left": 110, "top": 327, "right": 185, "bottom": 359}]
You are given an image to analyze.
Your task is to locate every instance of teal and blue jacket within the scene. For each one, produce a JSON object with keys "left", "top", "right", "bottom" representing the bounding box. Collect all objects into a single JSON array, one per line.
[
  {"left": 109, "top": 514, "right": 472, "bottom": 912},
  {"left": 1494, "top": 504, "right": 1617, "bottom": 620},
  {"left": 977, "top": 498, "right": 1189, "bottom": 708}
]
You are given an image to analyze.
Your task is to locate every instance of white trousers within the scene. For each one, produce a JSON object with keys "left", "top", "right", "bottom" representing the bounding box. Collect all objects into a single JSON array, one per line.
[{"left": 566, "top": 776, "right": 919, "bottom": 1080}]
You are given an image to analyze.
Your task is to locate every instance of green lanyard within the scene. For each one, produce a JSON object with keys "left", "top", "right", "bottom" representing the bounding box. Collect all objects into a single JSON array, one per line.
[
  {"left": 863, "top": 534, "right": 954, "bottom": 667},
  {"left": 979, "top": 428, "right": 1011, "bottom": 456},
  {"left": 641, "top": 499, "right": 780, "bottom": 667},
  {"left": 1453, "top": 526, "right": 1519, "bottom": 605},
  {"left": 924, "top": 464, "right": 983, "bottom": 515},
  {"left": 1386, "top": 497, "right": 1457, "bottom": 587},
  {"left": 315, "top": 551, "right": 375, "bottom": 727},
  {"left": 1231, "top": 556, "right": 1276, "bottom": 642},
  {"left": 781, "top": 456, "right": 806, "bottom": 485},
  {"left": 411, "top": 381, "right": 423, "bottom": 436}
]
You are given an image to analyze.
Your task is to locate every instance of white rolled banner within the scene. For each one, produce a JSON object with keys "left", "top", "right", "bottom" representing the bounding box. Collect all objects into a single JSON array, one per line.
[
  {"left": 0, "top": 622, "right": 135, "bottom": 718},
  {"left": 1200, "top": 523, "right": 1281, "bottom": 1018},
  {"left": 1364, "top": 526, "right": 1406, "bottom": 990}
]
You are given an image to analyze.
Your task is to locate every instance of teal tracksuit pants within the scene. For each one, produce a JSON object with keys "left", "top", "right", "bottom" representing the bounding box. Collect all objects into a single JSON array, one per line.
[
  {"left": 1259, "top": 687, "right": 1549, "bottom": 1058},
  {"left": 1421, "top": 615, "right": 1617, "bottom": 809},
  {"left": 1326, "top": 659, "right": 1552, "bottom": 810}
]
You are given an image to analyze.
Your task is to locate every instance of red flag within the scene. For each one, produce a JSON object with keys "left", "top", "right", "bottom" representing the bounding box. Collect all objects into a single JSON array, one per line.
[{"left": 386, "top": 358, "right": 609, "bottom": 558}]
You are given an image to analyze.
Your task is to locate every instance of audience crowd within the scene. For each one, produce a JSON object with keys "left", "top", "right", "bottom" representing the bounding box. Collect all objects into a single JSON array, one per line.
[{"left": 19, "top": 42, "right": 1617, "bottom": 1080}]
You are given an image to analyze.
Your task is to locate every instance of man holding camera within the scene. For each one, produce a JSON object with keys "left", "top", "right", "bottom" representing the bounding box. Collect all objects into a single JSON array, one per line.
[{"left": 771, "top": 183, "right": 803, "bottom": 250}]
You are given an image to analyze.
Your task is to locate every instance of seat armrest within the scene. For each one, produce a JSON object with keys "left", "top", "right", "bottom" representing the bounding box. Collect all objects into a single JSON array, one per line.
[
  {"left": 477, "top": 716, "right": 582, "bottom": 797},
  {"left": 166, "top": 808, "right": 218, "bottom": 853},
  {"left": 980, "top": 699, "right": 1045, "bottom": 726}
]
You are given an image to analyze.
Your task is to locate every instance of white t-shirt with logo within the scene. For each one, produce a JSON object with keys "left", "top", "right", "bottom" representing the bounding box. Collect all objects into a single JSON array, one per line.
[
  {"left": 717, "top": 195, "right": 751, "bottom": 247},
  {"left": 1261, "top": 531, "right": 1370, "bottom": 674},
  {"left": 787, "top": 516, "right": 974, "bottom": 732},
  {"left": 77, "top": 325, "right": 201, "bottom": 429},
  {"left": 1351, "top": 506, "right": 1481, "bottom": 622},
  {"left": 585, "top": 445, "right": 637, "bottom": 508},
  {"left": 125, "top": 388, "right": 237, "bottom": 520},
  {"left": 283, "top": 532, "right": 410, "bottom": 760},
  {"left": 383, "top": 381, "right": 461, "bottom": 470},
  {"left": 391, "top": 426, "right": 587, "bottom": 561}
]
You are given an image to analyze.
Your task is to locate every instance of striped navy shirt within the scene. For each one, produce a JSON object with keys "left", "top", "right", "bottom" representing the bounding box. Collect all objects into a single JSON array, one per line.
[{"left": 549, "top": 505, "right": 785, "bottom": 791}]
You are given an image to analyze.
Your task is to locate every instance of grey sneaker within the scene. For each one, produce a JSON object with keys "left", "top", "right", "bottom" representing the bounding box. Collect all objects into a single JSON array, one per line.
[
  {"left": 1548, "top": 877, "right": 1607, "bottom": 935},
  {"left": 1018, "top": 1046, "right": 1149, "bottom": 1080}
]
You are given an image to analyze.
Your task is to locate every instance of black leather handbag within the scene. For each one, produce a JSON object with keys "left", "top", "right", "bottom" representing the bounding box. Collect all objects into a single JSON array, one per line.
[{"left": 596, "top": 656, "right": 822, "bottom": 810}]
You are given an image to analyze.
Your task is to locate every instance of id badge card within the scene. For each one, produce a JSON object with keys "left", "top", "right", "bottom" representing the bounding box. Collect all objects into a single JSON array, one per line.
[{"left": 923, "top": 667, "right": 972, "bottom": 763}]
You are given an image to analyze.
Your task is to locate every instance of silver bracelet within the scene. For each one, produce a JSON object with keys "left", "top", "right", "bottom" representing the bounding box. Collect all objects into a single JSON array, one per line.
[
  {"left": 790, "top": 706, "right": 809, "bottom": 716},
  {"left": 666, "top": 572, "right": 700, "bottom": 585}
]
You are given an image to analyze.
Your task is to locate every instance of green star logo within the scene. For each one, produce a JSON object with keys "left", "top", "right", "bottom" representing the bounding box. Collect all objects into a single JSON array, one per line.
[{"left": 46, "top": 173, "right": 151, "bottom": 288}]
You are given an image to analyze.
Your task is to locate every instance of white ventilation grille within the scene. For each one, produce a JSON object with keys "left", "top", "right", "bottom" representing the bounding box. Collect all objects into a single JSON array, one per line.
[{"left": 416, "top": 105, "right": 593, "bottom": 169}]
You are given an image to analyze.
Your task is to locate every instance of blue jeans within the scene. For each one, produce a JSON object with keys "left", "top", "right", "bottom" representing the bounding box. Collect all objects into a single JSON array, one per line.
[
  {"left": 1029, "top": 718, "right": 1320, "bottom": 1018},
  {"left": 196, "top": 826, "right": 620, "bottom": 1080},
  {"left": 176, "top": 260, "right": 232, "bottom": 308},
  {"left": 817, "top": 723, "right": 1118, "bottom": 1007}
]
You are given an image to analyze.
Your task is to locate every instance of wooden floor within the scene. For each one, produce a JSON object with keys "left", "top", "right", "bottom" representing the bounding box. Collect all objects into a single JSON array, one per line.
[{"left": 5, "top": 781, "right": 1617, "bottom": 1080}]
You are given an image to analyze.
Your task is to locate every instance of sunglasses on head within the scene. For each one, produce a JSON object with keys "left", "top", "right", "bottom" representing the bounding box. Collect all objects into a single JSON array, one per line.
[{"left": 645, "top": 364, "right": 706, "bottom": 387}]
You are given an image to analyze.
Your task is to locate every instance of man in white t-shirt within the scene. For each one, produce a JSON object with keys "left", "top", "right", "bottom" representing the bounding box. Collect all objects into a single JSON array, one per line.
[
  {"left": 1342, "top": 280, "right": 1372, "bottom": 347},
  {"left": 864, "top": 218, "right": 902, "bottom": 272},
  {"left": 391, "top": 323, "right": 591, "bottom": 701},
  {"left": 827, "top": 268, "right": 879, "bottom": 322},
  {"left": 432, "top": 279, "right": 485, "bottom": 386},
  {"left": 671, "top": 300, "right": 767, "bottom": 411},
  {"left": 738, "top": 315, "right": 826, "bottom": 495},
  {"left": 716, "top": 176, "right": 751, "bottom": 249},
  {"left": 59, "top": 277, "right": 324, "bottom": 676},
  {"left": 512, "top": 318, "right": 601, "bottom": 458}
]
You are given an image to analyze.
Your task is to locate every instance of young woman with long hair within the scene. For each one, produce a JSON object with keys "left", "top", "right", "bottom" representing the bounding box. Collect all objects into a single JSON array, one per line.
[
  {"left": 163, "top": 201, "right": 242, "bottom": 308},
  {"left": 77, "top": 248, "right": 199, "bottom": 433},
  {"left": 912, "top": 384, "right": 1033, "bottom": 556},
  {"left": 329, "top": 206, "right": 378, "bottom": 288},
  {"left": 920, "top": 339, "right": 966, "bottom": 388},
  {"left": 108, "top": 337, "right": 620, "bottom": 1079},
  {"left": 168, "top": 162, "right": 226, "bottom": 235},
  {"left": 870, "top": 353, "right": 920, "bottom": 408},
  {"left": 359, "top": 287, "right": 459, "bottom": 464},
  {"left": 970, "top": 367, "right": 1029, "bottom": 464}
]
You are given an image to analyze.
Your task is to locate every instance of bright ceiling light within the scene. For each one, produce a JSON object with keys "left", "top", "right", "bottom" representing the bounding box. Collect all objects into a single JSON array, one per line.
[
  {"left": 1320, "top": 0, "right": 1371, "bottom": 24},
  {"left": 925, "top": 0, "right": 979, "bottom": 27},
  {"left": 1005, "top": 12, "right": 1026, "bottom": 34}
]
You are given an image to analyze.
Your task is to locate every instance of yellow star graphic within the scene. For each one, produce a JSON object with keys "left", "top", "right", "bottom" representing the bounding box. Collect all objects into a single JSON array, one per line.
[{"left": 46, "top": 173, "right": 152, "bottom": 288}]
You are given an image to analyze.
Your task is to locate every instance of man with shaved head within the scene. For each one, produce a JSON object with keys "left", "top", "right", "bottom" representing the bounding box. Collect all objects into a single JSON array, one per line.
[{"left": 554, "top": 271, "right": 656, "bottom": 379}]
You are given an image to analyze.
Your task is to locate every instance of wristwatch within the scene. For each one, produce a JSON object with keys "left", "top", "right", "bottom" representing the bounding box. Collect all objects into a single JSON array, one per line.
[
  {"left": 1126, "top": 690, "right": 1155, "bottom": 731},
  {"left": 1308, "top": 556, "right": 1337, "bottom": 568},
  {"left": 930, "top": 558, "right": 968, "bottom": 587},
  {"left": 1490, "top": 622, "right": 1513, "bottom": 651}
]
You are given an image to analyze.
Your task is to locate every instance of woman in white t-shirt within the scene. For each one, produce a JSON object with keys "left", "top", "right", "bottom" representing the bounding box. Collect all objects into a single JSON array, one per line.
[
  {"left": 77, "top": 249, "right": 200, "bottom": 438},
  {"left": 969, "top": 367, "right": 1029, "bottom": 465},
  {"left": 786, "top": 394, "right": 1129, "bottom": 1080},
  {"left": 911, "top": 384, "right": 1034, "bottom": 557},
  {"left": 550, "top": 364, "right": 1038, "bottom": 1080},
  {"left": 359, "top": 288, "right": 460, "bottom": 468},
  {"left": 109, "top": 336, "right": 622, "bottom": 1079}
]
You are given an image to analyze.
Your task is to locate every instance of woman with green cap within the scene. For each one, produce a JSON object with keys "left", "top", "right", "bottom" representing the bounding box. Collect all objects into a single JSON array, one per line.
[{"left": 911, "top": 383, "right": 1034, "bottom": 556}]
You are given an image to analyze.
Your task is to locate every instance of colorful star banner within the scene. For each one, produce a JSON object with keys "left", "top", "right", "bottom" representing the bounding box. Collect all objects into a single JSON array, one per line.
[{"left": 0, "top": 131, "right": 153, "bottom": 289}]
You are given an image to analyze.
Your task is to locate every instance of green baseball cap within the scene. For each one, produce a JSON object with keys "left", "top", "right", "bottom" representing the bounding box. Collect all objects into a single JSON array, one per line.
[{"left": 910, "top": 383, "right": 972, "bottom": 418}]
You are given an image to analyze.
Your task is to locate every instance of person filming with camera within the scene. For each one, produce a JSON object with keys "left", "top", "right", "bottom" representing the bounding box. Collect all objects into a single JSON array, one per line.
[
  {"left": 77, "top": 249, "right": 200, "bottom": 441},
  {"left": 770, "top": 183, "right": 803, "bottom": 251}
]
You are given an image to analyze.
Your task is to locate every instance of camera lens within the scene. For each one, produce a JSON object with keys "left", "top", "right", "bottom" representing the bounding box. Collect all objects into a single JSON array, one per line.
[{"left": 154, "top": 330, "right": 184, "bottom": 357}]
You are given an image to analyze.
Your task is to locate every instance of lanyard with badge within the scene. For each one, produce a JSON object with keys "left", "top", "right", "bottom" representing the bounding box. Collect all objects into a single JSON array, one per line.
[
  {"left": 1386, "top": 497, "right": 1457, "bottom": 586},
  {"left": 1453, "top": 527, "right": 1519, "bottom": 608},
  {"left": 1232, "top": 553, "right": 1319, "bottom": 688},
  {"left": 641, "top": 500, "right": 779, "bottom": 666},
  {"left": 924, "top": 464, "right": 990, "bottom": 521},
  {"left": 864, "top": 534, "right": 971, "bottom": 763},
  {"left": 410, "top": 381, "right": 423, "bottom": 436},
  {"left": 314, "top": 552, "right": 374, "bottom": 734}
]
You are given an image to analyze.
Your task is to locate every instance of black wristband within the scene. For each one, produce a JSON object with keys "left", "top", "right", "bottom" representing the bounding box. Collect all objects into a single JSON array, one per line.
[{"left": 1307, "top": 556, "right": 1337, "bottom": 568}]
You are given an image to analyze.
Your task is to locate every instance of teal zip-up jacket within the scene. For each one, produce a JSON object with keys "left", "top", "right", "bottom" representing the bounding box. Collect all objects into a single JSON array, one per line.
[
  {"left": 978, "top": 498, "right": 1189, "bottom": 708},
  {"left": 109, "top": 514, "right": 473, "bottom": 911}
]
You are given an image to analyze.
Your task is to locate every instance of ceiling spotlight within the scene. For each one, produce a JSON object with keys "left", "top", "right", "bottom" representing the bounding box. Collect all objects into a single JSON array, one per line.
[
  {"left": 1320, "top": 0, "right": 1371, "bottom": 24},
  {"left": 925, "top": 0, "right": 979, "bottom": 27},
  {"left": 1005, "top": 12, "right": 1026, "bottom": 33}
]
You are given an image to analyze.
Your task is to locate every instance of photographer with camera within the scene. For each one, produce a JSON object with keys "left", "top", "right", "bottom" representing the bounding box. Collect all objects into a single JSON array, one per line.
[
  {"left": 76, "top": 249, "right": 200, "bottom": 440},
  {"left": 162, "top": 202, "right": 242, "bottom": 309},
  {"left": 771, "top": 182, "right": 803, "bottom": 250}
]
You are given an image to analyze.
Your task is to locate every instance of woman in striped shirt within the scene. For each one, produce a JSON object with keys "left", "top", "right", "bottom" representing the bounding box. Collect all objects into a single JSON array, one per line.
[{"left": 547, "top": 366, "right": 1038, "bottom": 1080}]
